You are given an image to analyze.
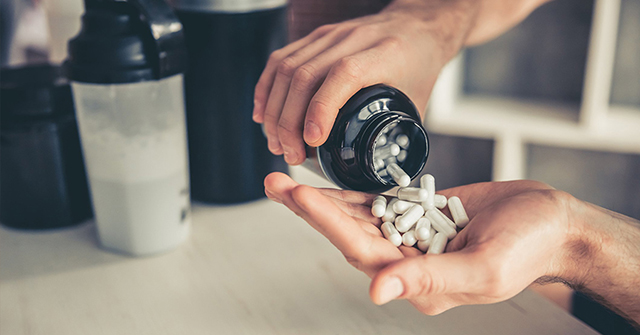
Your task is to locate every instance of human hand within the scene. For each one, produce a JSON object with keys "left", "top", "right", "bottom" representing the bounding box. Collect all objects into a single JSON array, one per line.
[
  {"left": 253, "top": 0, "right": 475, "bottom": 165},
  {"left": 264, "top": 172, "right": 576, "bottom": 315}
]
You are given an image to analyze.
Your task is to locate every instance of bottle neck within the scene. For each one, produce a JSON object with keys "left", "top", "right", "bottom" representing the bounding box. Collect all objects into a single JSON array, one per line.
[{"left": 358, "top": 111, "right": 429, "bottom": 187}]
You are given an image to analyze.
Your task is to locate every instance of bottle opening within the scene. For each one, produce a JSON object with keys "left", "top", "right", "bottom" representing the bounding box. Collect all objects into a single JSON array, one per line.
[{"left": 365, "top": 115, "right": 428, "bottom": 186}]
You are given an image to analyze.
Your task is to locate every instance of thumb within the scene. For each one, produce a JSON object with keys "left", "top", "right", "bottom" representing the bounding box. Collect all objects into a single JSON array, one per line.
[{"left": 369, "top": 252, "right": 481, "bottom": 305}]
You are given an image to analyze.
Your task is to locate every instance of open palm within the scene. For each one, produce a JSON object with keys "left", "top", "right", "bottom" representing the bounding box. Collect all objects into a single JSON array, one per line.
[{"left": 264, "top": 172, "right": 573, "bottom": 315}]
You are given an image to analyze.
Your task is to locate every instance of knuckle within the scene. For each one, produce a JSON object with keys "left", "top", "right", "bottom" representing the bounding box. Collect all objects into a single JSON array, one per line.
[
  {"left": 381, "top": 36, "right": 403, "bottom": 49},
  {"left": 335, "top": 57, "right": 363, "bottom": 82},
  {"left": 312, "top": 24, "right": 336, "bottom": 36},
  {"left": 307, "top": 98, "right": 332, "bottom": 117},
  {"left": 277, "top": 118, "right": 299, "bottom": 138},
  {"left": 277, "top": 56, "right": 299, "bottom": 78},
  {"left": 262, "top": 112, "right": 280, "bottom": 128},
  {"left": 419, "top": 305, "right": 445, "bottom": 316},
  {"left": 416, "top": 273, "right": 444, "bottom": 296},
  {"left": 291, "top": 65, "right": 318, "bottom": 90},
  {"left": 349, "top": 25, "right": 373, "bottom": 39},
  {"left": 267, "top": 49, "right": 285, "bottom": 65}
]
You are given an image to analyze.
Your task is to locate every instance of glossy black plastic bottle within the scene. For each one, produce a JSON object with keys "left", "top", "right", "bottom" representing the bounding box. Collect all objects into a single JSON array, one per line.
[
  {"left": 173, "top": 0, "right": 288, "bottom": 203},
  {"left": 305, "top": 85, "right": 429, "bottom": 193}
]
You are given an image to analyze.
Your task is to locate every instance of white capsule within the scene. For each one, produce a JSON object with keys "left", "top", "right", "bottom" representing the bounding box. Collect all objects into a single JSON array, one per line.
[
  {"left": 448, "top": 196, "right": 470, "bottom": 228},
  {"left": 417, "top": 227, "right": 437, "bottom": 252},
  {"left": 426, "top": 209, "right": 457, "bottom": 240},
  {"left": 371, "top": 196, "right": 387, "bottom": 218},
  {"left": 402, "top": 228, "right": 417, "bottom": 247},
  {"left": 392, "top": 200, "right": 413, "bottom": 214},
  {"left": 395, "top": 204, "right": 424, "bottom": 233},
  {"left": 415, "top": 217, "right": 431, "bottom": 241},
  {"left": 397, "top": 150, "right": 407, "bottom": 163},
  {"left": 373, "top": 159, "right": 385, "bottom": 171},
  {"left": 434, "top": 194, "right": 447, "bottom": 209},
  {"left": 377, "top": 169, "right": 389, "bottom": 178},
  {"left": 397, "top": 187, "right": 428, "bottom": 202},
  {"left": 395, "top": 134, "right": 410, "bottom": 149},
  {"left": 376, "top": 134, "right": 388, "bottom": 146},
  {"left": 387, "top": 163, "right": 411, "bottom": 187},
  {"left": 384, "top": 157, "right": 397, "bottom": 167},
  {"left": 420, "top": 174, "right": 436, "bottom": 210},
  {"left": 381, "top": 198, "right": 398, "bottom": 222},
  {"left": 427, "top": 232, "right": 447, "bottom": 254},
  {"left": 375, "top": 143, "right": 400, "bottom": 159},
  {"left": 417, "top": 237, "right": 431, "bottom": 253},
  {"left": 381, "top": 222, "right": 402, "bottom": 247}
]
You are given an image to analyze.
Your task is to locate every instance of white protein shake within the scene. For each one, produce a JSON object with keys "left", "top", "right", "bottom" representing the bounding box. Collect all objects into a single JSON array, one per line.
[{"left": 72, "top": 75, "right": 191, "bottom": 256}]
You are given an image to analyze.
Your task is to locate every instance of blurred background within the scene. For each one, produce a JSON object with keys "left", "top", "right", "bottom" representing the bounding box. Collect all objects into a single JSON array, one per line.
[
  {"left": 3, "top": 0, "right": 638, "bottom": 219},
  {"left": 428, "top": 0, "right": 640, "bottom": 221}
]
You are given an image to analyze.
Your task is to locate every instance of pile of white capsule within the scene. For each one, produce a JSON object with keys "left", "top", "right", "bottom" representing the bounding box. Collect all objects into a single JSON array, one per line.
[
  {"left": 370, "top": 174, "right": 469, "bottom": 254},
  {"left": 372, "top": 125, "right": 412, "bottom": 187}
]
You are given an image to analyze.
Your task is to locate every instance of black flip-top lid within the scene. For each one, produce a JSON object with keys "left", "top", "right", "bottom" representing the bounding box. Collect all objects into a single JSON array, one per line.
[
  {"left": 0, "top": 64, "right": 74, "bottom": 120},
  {"left": 65, "top": 0, "right": 187, "bottom": 84}
]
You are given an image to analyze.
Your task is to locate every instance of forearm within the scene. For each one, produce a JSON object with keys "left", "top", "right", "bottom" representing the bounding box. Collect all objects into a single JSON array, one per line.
[
  {"left": 564, "top": 197, "right": 640, "bottom": 326},
  {"left": 382, "top": 0, "right": 551, "bottom": 53}
]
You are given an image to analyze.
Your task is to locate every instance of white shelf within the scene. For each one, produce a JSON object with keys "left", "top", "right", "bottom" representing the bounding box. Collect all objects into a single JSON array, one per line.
[
  {"left": 427, "top": 95, "right": 640, "bottom": 155},
  {"left": 426, "top": 0, "right": 639, "bottom": 181}
]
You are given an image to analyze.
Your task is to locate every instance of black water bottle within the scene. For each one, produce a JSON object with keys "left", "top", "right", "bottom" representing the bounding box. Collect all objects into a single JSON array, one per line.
[{"left": 173, "top": 0, "right": 289, "bottom": 203}]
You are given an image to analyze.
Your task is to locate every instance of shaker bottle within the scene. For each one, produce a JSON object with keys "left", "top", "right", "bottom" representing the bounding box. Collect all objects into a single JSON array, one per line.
[
  {"left": 304, "top": 84, "right": 429, "bottom": 193},
  {"left": 173, "top": 0, "right": 288, "bottom": 203},
  {"left": 65, "top": 0, "right": 191, "bottom": 256},
  {"left": 1, "top": 64, "right": 92, "bottom": 229}
]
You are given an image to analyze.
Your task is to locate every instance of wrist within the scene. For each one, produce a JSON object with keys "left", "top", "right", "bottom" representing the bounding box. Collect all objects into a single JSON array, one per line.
[
  {"left": 382, "top": 0, "right": 480, "bottom": 66},
  {"left": 559, "top": 194, "right": 639, "bottom": 290}
]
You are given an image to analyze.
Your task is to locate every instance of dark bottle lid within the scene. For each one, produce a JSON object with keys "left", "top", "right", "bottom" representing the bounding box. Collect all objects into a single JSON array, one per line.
[
  {"left": 0, "top": 64, "right": 74, "bottom": 121},
  {"left": 65, "top": 0, "right": 187, "bottom": 84},
  {"left": 317, "top": 84, "right": 429, "bottom": 193}
]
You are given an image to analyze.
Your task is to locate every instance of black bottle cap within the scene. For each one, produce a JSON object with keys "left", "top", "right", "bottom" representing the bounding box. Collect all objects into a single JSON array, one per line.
[
  {"left": 0, "top": 64, "right": 74, "bottom": 121},
  {"left": 65, "top": 0, "right": 187, "bottom": 84}
]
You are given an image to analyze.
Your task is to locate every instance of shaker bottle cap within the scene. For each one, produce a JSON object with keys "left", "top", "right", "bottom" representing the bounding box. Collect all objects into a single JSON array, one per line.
[
  {"left": 64, "top": 0, "right": 187, "bottom": 84},
  {"left": 1, "top": 64, "right": 74, "bottom": 120}
]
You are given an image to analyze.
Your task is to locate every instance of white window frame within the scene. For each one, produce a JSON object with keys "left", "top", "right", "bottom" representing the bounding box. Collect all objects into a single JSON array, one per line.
[{"left": 426, "top": 0, "right": 640, "bottom": 181}]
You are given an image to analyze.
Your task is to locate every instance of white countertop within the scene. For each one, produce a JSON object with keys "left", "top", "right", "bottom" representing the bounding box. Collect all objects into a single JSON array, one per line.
[{"left": 0, "top": 167, "right": 598, "bottom": 335}]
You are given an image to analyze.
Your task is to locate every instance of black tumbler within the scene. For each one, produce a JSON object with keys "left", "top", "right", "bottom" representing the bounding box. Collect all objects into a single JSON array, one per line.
[
  {"left": 0, "top": 64, "right": 92, "bottom": 229},
  {"left": 173, "top": 0, "right": 289, "bottom": 203}
]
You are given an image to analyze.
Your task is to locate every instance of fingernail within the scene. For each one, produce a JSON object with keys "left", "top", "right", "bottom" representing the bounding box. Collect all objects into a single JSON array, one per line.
[
  {"left": 283, "top": 147, "right": 298, "bottom": 165},
  {"left": 264, "top": 190, "right": 282, "bottom": 204},
  {"left": 378, "top": 277, "right": 404, "bottom": 305},
  {"left": 252, "top": 100, "right": 261, "bottom": 122},
  {"left": 268, "top": 139, "right": 282, "bottom": 154},
  {"left": 304, "top": 120, "right": 322, "bottom": 144}
]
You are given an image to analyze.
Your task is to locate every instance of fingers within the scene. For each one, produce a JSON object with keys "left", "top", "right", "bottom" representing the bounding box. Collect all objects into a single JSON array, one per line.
[
  {"left": 272, "top": 31, "right": 381, "bottom": 164},
  {"left": 253, "top": 26, "right": 334, "bottom": 123},
  {"left": 264, "top": 172, "right": 304, "bottom": 214},
  {"left": 304, "top": 39, "right": 395, "bottom": 146},
  {"left": 369, "top": 251, "right": 481, "bottom": 305},
  {"left": 317, "top": 188, "right": 382, "bottom": 226},
  {"left": 290, "top": 184, "right": 374, "bottom": 258},
  {"left": 317, "top": 188, "right": 379, "bottom": 206},
  {"left": 262, "top": 30, "right": 350, "bottom": 157}
]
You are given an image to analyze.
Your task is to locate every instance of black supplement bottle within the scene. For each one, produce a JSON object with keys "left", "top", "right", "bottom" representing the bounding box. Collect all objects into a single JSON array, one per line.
[
  {"left": 0, "top": 64, "right": 93, "bottom": 229},
  {"left": 173, "top": 0, "right": 289, "bottom": 203},
  {"left": 305, "top": 84, "right": 429, "bottom": 193}
]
